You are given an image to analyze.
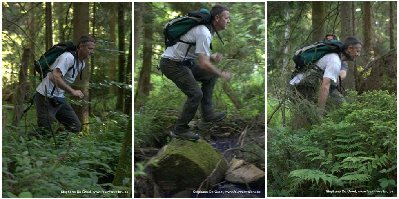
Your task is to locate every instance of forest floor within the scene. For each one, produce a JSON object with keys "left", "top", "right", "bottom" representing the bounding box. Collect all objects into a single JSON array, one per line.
[{"left": 134, "top": 114, "right": 265, "bottom": 198}]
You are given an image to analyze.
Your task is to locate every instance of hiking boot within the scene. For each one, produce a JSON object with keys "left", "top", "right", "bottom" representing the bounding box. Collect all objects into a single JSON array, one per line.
[
  {"left": 198, "top": 112, "right": 227, "bottom": 131},
  {"left": 203, "top": 112, "right": 227, "bottom": 123},
  {"left": 170, "top": 130, "right": 200, "bottom": 141}
]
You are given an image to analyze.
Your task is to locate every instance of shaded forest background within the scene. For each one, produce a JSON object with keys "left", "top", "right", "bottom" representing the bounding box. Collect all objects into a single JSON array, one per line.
[
  {"left": 267, "top": 1, "right": 396, "bottom": 197},
  {"left": 2, "top": 2, "right": 132, "bottom": 197}
]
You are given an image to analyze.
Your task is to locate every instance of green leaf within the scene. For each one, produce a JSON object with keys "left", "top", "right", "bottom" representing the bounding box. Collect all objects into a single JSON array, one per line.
[
  {"left": 379, "top": 178, "right": 396, "bottom": 189},
  {"left": 6, "top": 192, "right": 18, "bottom": 198},
  {"left": 18, "top": 191, "right": 33, "bottom": 198}
]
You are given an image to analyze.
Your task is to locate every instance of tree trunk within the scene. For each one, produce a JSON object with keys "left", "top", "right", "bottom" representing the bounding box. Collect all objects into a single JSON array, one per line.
[
  {"left": 340, "top": 2, "right": 353, "bottom": 40},
  {"left": 135, "top": 3, "right": 153, "bottom": 108},
  {"left": 90, "top": 2, "right": 96, "bottom": 116},
  {"left": 281, "top": 2, "right": 290, "bottom": 126},
  {"left": 109, "top": 3, "right": 118, "bottom": 94},
  {"left": 357, "top": 2, "right": 374, "bottom": 91},
  {"left": 56, "top": 3, "right": 65, "bottom": 42},
  {"left": 311, "top": 2, "right": 325, "bottom": 43},
  {"left": 363, "top": 2, "right": 373, "bottom": 60},
  {"left": 13, "top": 48, "right": 30, "bottom": 126},
  {"left": 72, "top": 2, "right": 90, "bottom": 133},
  {"left": 133, "top": 3, "right": 142, "bottom": 110},
  {"left": 124, "top": 33, "right": 132, "bottom": 115},
  {"left": 45, "top": 2, "right": 53, "bottom": 49},
  {"left": 389, "top": 2, "right": 395, "bottom": 50},
  {"left": 113, "top": 30, "right": 132, "bottom": 189},
  {"left": 28, "top": 3, "right": 37, "bottom": 85},
  {"left": 134, "top": 3, "right": 142, "bottom": 72},
  {"left": 116, "top": 3, "right": 126, "bottom": 112},
  {"left": 340, "top": 1, "right": 356, "bottom": 90}
]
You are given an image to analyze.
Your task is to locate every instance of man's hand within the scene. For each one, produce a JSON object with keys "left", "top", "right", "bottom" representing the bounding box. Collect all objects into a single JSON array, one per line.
[
  {"left": 211, "top": 53, "right": 223, "bottom": 63},
  {"left": 71, "top": 90, "right": 84, "bottom": 99},
  {"left": 220, "top": 71, "right": 232, "bottom": 81}
]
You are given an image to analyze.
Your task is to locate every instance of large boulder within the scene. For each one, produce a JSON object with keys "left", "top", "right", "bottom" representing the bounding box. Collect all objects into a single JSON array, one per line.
[
  {"left": 225, "top": 158, "right": 265, "bottom": 184},
  {"left": 151, "top": 139, "right": 227, "bottom": 194}
]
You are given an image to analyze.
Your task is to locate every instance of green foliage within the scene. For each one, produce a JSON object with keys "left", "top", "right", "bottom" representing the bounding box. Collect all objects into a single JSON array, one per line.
[
  {"left": 134, "top": 76, "right": 183, "bottom": 148},
  {"left": 2, "top": 110, "right": 129, "bottom": 198},
  {"left": 268, "top": 90, "right": 397, "bottom": 196},
  {"left": 289, "top": 169, "right": 341, "bottom": 187}
]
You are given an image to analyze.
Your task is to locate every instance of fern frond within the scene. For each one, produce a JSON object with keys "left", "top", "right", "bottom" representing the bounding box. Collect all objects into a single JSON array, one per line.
[
  {"left": 335, "top": 151, "right": 367, "bottom": 158},
  {"left": 339, "top": 173, "right": 371, "bottom": 184},
  {"left": 289, "top": 169, "right": 340, "bottom": 187}
]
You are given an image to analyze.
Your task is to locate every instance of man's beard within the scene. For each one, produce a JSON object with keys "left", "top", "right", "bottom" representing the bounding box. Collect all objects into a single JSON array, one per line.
[{"left": 342, "top": 51, "right": 353, "bottom": 61}]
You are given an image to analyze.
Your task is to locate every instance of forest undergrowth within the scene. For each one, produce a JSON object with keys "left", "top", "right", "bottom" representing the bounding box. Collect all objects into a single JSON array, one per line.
[
  {"left": 268, "top": 90, "right": 397, "bottom": 197},
  {"left": 2, "top": 102, "right": 130, "bottom": 198},
  {"left": 134, "top": 76, "right": 265, "bottom": 197}
]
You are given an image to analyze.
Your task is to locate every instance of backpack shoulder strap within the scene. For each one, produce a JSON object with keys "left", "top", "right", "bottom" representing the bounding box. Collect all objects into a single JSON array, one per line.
[
  {"left": 211, "top": 24, "right": 224, "bottom": 45},
  {"left": 65, "top": 51, "right": 79, "bottom": 79}
]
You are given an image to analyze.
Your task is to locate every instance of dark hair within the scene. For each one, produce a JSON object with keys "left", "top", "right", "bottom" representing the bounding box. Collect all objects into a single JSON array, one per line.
[
  {"left": 78, "top": 35, "right": 95, "bottom": 48},
  {"left": 343, "top": 36, "right": 362, "bottom": 49},
  {"left": 211, "top": 5, "right": 228, "bottom": 20},
  {"left": 324, "top": 34, "right": 337, "bottom": 40}
]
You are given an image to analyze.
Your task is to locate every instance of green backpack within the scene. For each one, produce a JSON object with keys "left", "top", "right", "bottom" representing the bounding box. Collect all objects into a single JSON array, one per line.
[
  {"left": 293, "top": 40, "right": 344, "bottom": 71},
  {"left": 34, "top": 41, "right": 77, "bottom": 79},
  {"left": 163, "top": 8, "right": 224, "bottom": 48}
]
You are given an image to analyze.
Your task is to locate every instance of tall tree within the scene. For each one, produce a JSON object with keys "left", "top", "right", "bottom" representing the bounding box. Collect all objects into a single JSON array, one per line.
[
  {"left": 28, "top": 3, "right": 37, "bottom": 85},
  {"left": 311, "top": 2, "right": 325, "bottom": 42},
  {"left": 389, "top": 2, "right": 395, "bottom": 50},
  {"left": 45, "top": 2, "right": 53, "bottom": 49},
  {"left": 72, "top": 2, "right": 90, "bottom": 132},
  {"left": 125, "top": 33, "right": 132, "bottom": 115},
  {"left": 89, "top": 2, "right": 96, "bottom": 115},
  {"left": 133, "top": 3, "right": 142, "bottom": 72},
  {"left": 12, "top": 48, "right": 30, "bottom": 126},
  {"left": 340, "top": 1, "right": 355, "bottom": 89},
  {"left": 357, "top": 2, "right": 374, "bottom": 91},
  {"left": 108, "top": 3, "right": 118, "bottom": 94},
  {"left": 340, "top": 2, "right": 353, "bottom": 40},
  {"left": 114, "top": 34, "right": 132, "bottom": 189},
  {"left": 363, "top": 2, "right": 374, "bottom": 61},
  {"left": 135, "top": 3, "right": 153, "bottom": 108},
  {"left": 55, "top": 3, "right": 65, "bottom": 42},
  {"left": 116, "top": 3, "right": 126, "bottom": 112}
]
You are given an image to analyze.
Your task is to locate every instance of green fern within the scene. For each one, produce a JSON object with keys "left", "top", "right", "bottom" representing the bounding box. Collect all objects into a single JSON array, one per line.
[
  {"left": 289, "top": 169, "right": 341, "bottom": 187},
  {"left": 275, "top": 91, "right": 396, "bottom": 196},
  {"left": 339, "top": 172, "right": 371, "bottom": 184}
]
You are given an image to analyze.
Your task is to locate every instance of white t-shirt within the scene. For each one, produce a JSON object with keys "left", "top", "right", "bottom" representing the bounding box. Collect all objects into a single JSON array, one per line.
[
  {"left": 316, "top": 53, "right": 341, "bottom": 83},
  {"left": 290, "top": 53, "right": 341, "bottom": 85},
  {"left": 162, "top": 25, "right": 213, "bottom": 61},
  {"left": 36, "top": 52, "right": 85, "bottom": 98}
]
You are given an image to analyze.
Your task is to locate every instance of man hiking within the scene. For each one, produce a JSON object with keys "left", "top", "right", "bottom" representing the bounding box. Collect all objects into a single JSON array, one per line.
[
  {"left": 34, "top": 35, "right": 96, "bottom": 136},
  {"left": 324, "top": 34, "right": 349, "bottom": 104},
  {"left": 290, "top": 36, "right": 362, "bottom": 109},
  {"left": 159, "top": 5, "right": 232, "bottom": 141}
]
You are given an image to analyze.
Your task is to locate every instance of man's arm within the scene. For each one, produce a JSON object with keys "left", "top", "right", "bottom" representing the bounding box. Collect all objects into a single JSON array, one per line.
[
  {"left": 198, "top": 53, "right": 231, "bottom": 80},
  {"left": 339, "top": 70, "right": 347, "bottom": 79},
  {"left": 318, "top": 77, "right": 331, "bottom": 109},
  {"left": 49, "top": 68, "right": 84, "bottom": 98}
]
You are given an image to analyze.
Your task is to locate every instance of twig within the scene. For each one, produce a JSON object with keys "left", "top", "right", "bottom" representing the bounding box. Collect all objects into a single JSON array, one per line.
[
  {"left": 195, "top": 126, "right": 249, "bottom": 195},
  {"left": 195, "top": 158, "right": 227, "bottom": 198}
]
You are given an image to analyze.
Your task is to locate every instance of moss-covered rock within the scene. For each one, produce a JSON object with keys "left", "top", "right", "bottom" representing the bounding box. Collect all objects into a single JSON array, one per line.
[{"left": 152, "top": 139, "right": 227, "bottom": 193}]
